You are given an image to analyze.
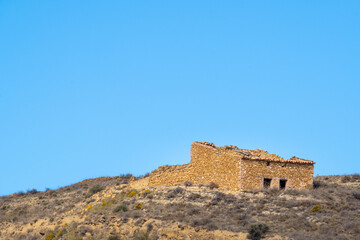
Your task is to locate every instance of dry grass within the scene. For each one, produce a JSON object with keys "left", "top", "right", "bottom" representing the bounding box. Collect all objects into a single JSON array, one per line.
[{"left": 0, "top": 174, "right": 359, "bottom": 239}]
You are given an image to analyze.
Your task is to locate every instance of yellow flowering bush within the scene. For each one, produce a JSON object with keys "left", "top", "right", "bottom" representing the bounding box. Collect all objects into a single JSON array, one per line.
[
  {"left": 141, "top": 189, "right": 151, "bottom": 195},
  {"left": 56, "top": 229, "right": 63, "bottom": 238},
  {"left": 310, "top": 204, "right": 322, "bottom": 212},
  {"left": 128, "top": 190, "right": 138, "bottom": 197},
  {"left": 45, "top": 232, "right": 55, "bottom": 240}
]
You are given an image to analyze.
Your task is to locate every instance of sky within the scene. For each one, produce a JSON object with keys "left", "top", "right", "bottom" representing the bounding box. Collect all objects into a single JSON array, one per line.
[{"left": 0, "top": 1, "right": 359, "bottom": 196}]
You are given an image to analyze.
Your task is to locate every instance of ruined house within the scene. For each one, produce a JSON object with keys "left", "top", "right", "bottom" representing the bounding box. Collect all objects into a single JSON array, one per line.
[{"left": 148, "top": 142, "right": 315, "bottom": 191}]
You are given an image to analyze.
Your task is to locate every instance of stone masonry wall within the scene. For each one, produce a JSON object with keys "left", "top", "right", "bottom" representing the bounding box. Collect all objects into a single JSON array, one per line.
[
  {"left": 148, "top": 142, "right": 241, "bottom": 190},
  {"left": 148, "top": 142, "right": 314, "bottom": 191},
  {"left": 189, "top": 143, "right": 241, "bottom": 190},
  {"left": 147, "top": 164, "right": 192, "bottom": 186},
  {"left": 240, "top": 159, "right": 314, "bottom": 190}
]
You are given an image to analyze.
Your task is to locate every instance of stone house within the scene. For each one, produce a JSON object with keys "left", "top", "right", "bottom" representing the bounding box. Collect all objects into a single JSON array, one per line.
[{"left": 148, "top": 142, "right": 315, "bottom": 191}]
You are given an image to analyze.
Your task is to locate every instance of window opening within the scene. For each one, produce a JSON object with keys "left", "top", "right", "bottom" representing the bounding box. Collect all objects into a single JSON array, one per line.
[{"left": 263, "top": 178, "right": 272, "bottom": 189}]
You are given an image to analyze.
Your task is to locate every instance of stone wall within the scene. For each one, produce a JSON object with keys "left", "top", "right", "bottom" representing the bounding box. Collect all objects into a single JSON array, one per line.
[
  {"left": 148, "top": 164, "right": 192, "bottom": 186},
  {"left": 148, "top": 143, "right": 242, "bottom": 190},
  {"left": 189, "top": 142, "right": 241, "bottom": 190},
  {"left": 240, "top": 159, "right": 314, "bottom": 190},
  {"left": 148, "top": 142, "right": 314, "bottom": 191}
]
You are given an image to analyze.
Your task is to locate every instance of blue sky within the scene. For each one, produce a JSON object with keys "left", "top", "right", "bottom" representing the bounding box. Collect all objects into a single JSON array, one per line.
[{"left": 1, "top": 1, "right": 359, "bottom": 196}]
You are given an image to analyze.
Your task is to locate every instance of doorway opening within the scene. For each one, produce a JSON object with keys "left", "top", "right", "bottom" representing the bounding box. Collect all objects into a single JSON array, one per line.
[{"left": 280, "top": 179, "right": 287, "bottom": 190}]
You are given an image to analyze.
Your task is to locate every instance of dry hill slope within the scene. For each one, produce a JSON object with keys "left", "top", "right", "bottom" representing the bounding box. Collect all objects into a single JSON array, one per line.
[{"left": 0, "top": 175, "right": 359, "bottom": 240}]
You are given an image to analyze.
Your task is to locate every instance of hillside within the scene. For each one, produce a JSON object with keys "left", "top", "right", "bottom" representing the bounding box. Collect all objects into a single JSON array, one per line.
[{"left": 0, "top": 174, "right": 359, "bottom": 240}]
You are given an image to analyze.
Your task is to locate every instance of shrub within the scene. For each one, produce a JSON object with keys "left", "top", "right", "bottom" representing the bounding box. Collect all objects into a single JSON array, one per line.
[
  {"left": 206, "top": 222, "right": 218, "bottom": 231},
  {"left": 88, "top": 185, "right": 105, "bottom": 195},
  {"left": 87, "top": 205, "right": 93, "bottom": 210},
  {"left": 167, "top": 187, "right": 184, "bottom": 198},
  {"left": 208, "top": 182, "right": 219, "bottom": 189},
  {"left": 166, "top": 191, "right": 176, "bottom": 198},
  {"left": 210, "top": 191, "right": 225, "bottom": 205},
  {"left": 341, "top": 175, "right": 351, "bottom": 183},
  {"left": 166, "top": 192, "right": 176, "bottom": 199},
  {"left": 310, "top": 204, "right": 322, "bottom": 212},
  {"left": 352, "top": 174, "right": 360, "bottom": 182},
  {"left": 134, "top": 231, "right": 149, "bottom": 240},
  {"left": 16, "top": 191, "right": 25, "bottom": 196},
  {"left": 107, "top": 236, "right": 119, "bottom": 240},
  {"left": 27, "top": 189, "right": 39, "bottom": 194},
  {"left": 188, "top": 193, "right": 201, "bottom": 201},
  {"left": 141, "top": 189, "right": 151, "bottom": 196},
  {"left": 313, "top": 180, "right": 325, "bottom": 189},
  {"left": 137, "top": 173, "right": 150, "bottom": 179},
  {"left": 135, "top": 203, "right": 143, "bottom": 209},
  {"left": 142, "top": 189, "right": 151, "bottom": 194},
  {"left": 224, "top": 193, "right": 236, "bottom": 203},
  {"left": 45, "top": 231, "right": 55, "bottom": 240},
  {"left": 187, "top": 207, "right": 200, "bottom": 215},
  {"left": 184, "top": 181, "right": 193, "bottom": 186},
  {"left": 210, "top": 197, "right": 220, "bottom": 205},
  {"left": 352, "top": 192, "right": 360, "bottom": 200},
  {"left": 128, "top": 190, "right": 138, "bottom": 197},
  {"left": 113, "top": 204, "right": 128, "bottom": 212},
  {"left": 173, "top": 187, "right": 184, "bottom": 194},
  {"left": 146, "top": 222, "right": 153, "bottom": 232},
  {"left": 247, "top": 223, "right": 269, "bottom": 240},
  {"left": 101, "top": 200, "right": 107, "bottom": 206},
  {"left": 119, "top": 173, "right": 133, "bottom": 179},
  {"left": 56, "top": 229, "right": 64, "bottom": 238},
  {"left": 192, "top": 217, "right": 211, "bottom": 227}
]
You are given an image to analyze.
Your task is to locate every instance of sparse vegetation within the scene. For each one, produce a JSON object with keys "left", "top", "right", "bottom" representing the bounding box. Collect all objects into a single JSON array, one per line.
[
  {"left": 166, "top": 187, "right": 184, "bottom": 198},
  {"left": 128, "top": 190, "right": 138, "bottom": 197},
  {"left": 141, "top": 189, "right": 151, "bottom": 195},
  {"left": 247, "top": 223, "right": 269, "bottom": 240},
  {"left": 341, "top": 174, "right": 360, "bottom": 183},
  {"left": 208, "top": 182, "right": 219, "bottom": 189},
  {"left": 113, "top": 204, "right": 128, "bottom": 212},
  {"left": 184, "top": 181, "right": 193, "bottom": 186},
  {"left": 137, "top": 173, "right": 150, "bottom": 179},
  {"left": 353, "top": 192, "right": 360, "bottom": 200},
  {"left": 1, "top": 174, "right": 359, "bottom": 239},
  {"left": 107, "top": 235, "right": 120, "bottom": 240},
  {"left": 88, "top": 185, "right": 105, "bottom": 196},
  {"left": 134, "top": 231, "right": 149, "bottom": 240},
  {"left": 313, "top": 180, "right": 323, "bottom": 189},
  {"left": 45, "top": 231, "right": 55, "bottom": 240},
  {"left": 188, "top": 193, "right": 201, "bottom": 200},
  {"left": 119, "top": 173, "right": 134, "bottom": 183},
  {"left": 119, "top": 173, "right": 133, "bottom": 179},
  {"left": 27, "top": 189, "right": 39, "bottom": 194},
  {"left": 173, "top": 186, "right": 184, "bottom": 194},
  {"left": 310, "top": 204, "right": 322, "bottom": 212},
  {"left": 56, "top": 229, "right": 64, "bottom": 238}
]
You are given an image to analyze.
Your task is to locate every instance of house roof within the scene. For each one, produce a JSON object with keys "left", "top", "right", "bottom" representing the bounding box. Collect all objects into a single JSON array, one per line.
[{"left": 194, "top": 142, "right": 315, "bottom": 165}]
